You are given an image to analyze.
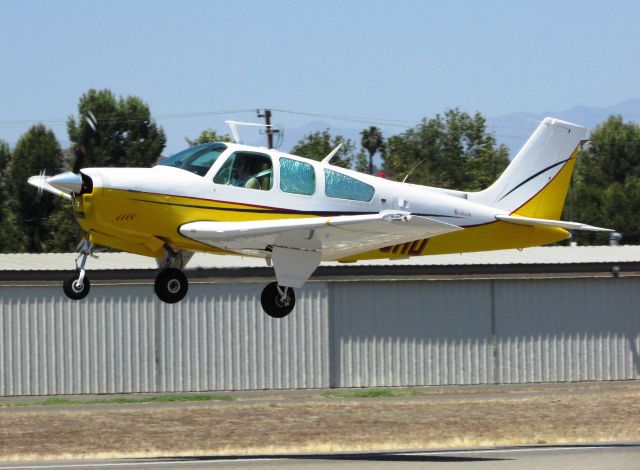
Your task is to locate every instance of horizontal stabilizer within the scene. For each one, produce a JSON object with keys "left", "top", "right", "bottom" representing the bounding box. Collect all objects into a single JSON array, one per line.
[{"left": 496, "top": 214, "right": 613, "bottom": 232}]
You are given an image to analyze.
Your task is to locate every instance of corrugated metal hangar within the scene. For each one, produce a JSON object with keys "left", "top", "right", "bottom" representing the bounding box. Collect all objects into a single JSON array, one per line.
[{"left": 1, "top": 246, "right": 639, "bottom": 396}]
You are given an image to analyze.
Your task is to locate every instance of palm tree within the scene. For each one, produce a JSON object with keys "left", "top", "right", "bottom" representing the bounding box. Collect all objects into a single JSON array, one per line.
[{"left": 360, "top": 126, "right": 384, "bottom": 174}]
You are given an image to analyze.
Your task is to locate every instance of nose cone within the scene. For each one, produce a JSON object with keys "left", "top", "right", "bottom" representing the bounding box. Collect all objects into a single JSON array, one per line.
[{"left": 47, "top": 171, "right": 83, "bottom": 194}]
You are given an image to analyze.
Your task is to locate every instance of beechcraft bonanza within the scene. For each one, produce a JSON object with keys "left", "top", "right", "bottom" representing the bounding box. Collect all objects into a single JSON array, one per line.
[{"left": 29, "top": 117, "right": 611, "bottom": 317}]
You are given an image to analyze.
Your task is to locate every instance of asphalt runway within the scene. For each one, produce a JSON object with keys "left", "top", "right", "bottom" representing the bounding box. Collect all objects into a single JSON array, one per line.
[{"left": 1, "top": 444, "right": 639, "bottom": 470}]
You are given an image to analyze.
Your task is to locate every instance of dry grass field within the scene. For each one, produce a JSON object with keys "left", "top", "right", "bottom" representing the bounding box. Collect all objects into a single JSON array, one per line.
[{"left": 0, "top": 383, "right": 639, "bottom": 461}]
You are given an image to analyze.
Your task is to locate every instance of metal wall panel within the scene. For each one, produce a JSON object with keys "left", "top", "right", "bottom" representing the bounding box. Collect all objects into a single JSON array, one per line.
[
  {"left": 0, "top": 282, "right": 329, "bottom": 396},
  {"left": 0, "top": 285, "right": 156, "bottom": 396},
  {"left": 329, "top": 281, "right": 494, "bottom": 387},
  {"left": 495, "top": 277, "right": 640, "bottom": 383},
  {"left": 156, "top": 282, "right": 329, "bottom": 391},
  {"left": 1, "top": 276, "right": 639, "bottom": 396}
]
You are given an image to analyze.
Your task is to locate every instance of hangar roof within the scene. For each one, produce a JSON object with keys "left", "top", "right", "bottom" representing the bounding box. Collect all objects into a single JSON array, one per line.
[{"left": 0, "top": 245, "right": 638, "bottom": 271}]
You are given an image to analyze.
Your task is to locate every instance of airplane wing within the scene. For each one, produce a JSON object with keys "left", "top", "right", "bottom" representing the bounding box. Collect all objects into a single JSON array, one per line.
[
  {"left": 496, "top": 214, "right": 612, "bottom": 232},
  {"left": 180, "top": 211, "right": 462, "bottom": 287}
]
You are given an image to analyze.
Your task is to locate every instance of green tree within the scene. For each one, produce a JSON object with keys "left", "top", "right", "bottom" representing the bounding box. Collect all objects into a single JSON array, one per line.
[
  {"left": 186, "top": 128, "right": 232, "bottom": 146},
  {"left": 5, "top": 124, "right": 62, "bottom": 251},
  {"left": 290, "top": 130, "right": 357, "bottom": 169},
  {"left": 0, "top": 208, "right": 26, "bottom": 252},
  {"left": 382, "top": 109, "right": 509, "bottom": 190},
  {"left": 0, "top": 140, "right": 27, "bottom": 252},
  {"left": 67, "top": 89, "right": 166, "bottom": 168},
  {"left": 354, "top": 149, "right": 370, "bottom": 173},
  {"left": 360, "top": 126, "right": 384, "bottom": 174},
  {"left": 42, "top": 199, "right": 82, "bottom": 252},
  {"left": 0, "top": 140, "right": 9, "bottom": 174},
  {"left": 572, "top": 116, "right": 640, "bottom": 244}
]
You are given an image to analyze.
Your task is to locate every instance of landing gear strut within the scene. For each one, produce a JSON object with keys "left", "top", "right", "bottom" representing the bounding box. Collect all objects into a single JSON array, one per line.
[
  {"left": 261, "top": 282, "right": 296, "bottom": 318},
  {"left": 154, "top": 268, "right": 188, "bottom": 304},
  {"left": 63, "top": 239, "right": 92, "bottom": 300}
]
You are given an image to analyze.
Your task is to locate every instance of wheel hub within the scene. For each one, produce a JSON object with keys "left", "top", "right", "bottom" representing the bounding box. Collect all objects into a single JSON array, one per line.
[
  {"left": 275, "top": 285, "right": 291, "bottom": 307},
  {"left": 260, "top": 282, "right": 296, "bottom": 318},
  {"left": 167, "top": 279, "right": 181, "bottom": 294}
]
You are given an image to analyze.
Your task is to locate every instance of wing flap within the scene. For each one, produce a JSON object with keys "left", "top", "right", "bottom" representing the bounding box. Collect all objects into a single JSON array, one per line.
[
  {"left": 496, "top": 214, "right": 612, "bottom": 232},
  {"left": 180, "top": 211, "right": 462, "bottom": 261}
]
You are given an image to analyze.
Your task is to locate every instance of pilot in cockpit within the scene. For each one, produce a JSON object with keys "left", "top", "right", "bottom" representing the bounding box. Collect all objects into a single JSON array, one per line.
[{"left": 233, "top": 159, "right": 261, "bottom": 189}]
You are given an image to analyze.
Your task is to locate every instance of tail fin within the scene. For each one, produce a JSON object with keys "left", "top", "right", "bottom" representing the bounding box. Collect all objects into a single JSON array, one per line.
[{"left": 469, "top": 117, "right": 585, "bottom": 219}]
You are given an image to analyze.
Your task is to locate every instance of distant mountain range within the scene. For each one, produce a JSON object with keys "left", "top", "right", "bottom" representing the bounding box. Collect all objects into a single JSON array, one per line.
[
  {"left": 486, "top": 98, "right": 640, "bottom": 156},
  {"left": 274, "top": 98, "right": 640, "bottom": 158}
]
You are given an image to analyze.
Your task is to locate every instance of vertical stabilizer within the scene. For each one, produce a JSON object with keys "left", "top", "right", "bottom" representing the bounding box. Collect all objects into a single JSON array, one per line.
[{"left": 469, "top": 117, "right": 585, "bottom": 219}]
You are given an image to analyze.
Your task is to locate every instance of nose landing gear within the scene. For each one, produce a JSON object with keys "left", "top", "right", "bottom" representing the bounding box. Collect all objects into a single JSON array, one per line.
[
  {"left": 261, "top": 282, "right": 296, "bottom": 318},
  {"left": 63, "top": 239, "right": 93, "bottom": 300},
  {"left": 63, "top": 269, "right": 91, "bottom": 300}
]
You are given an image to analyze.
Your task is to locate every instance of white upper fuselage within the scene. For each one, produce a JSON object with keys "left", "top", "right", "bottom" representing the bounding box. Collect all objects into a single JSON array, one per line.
[{"left": 84, "top": 142, "right": 502, "bottom": 228}]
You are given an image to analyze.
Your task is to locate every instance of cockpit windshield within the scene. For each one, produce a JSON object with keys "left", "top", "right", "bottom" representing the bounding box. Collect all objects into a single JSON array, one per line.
[{"left": 158, "top": 143, "right": 227, "bottom": 176}]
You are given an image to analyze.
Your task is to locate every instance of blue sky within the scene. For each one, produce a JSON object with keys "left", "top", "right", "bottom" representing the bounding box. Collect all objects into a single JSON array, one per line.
[{"left": 1, "top": 0, "right": 639, "bottom": 153}]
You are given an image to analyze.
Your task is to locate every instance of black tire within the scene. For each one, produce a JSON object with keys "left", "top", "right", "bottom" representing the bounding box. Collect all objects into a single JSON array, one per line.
[
  {"left": 63, "top": 271, "right": 91, "bottom": 300},
  {"left": 260, "top": 282, "right": 296, "bottom": 318},
  {"left": 154, "top": 268, "right": 188, "bottom": 304}
]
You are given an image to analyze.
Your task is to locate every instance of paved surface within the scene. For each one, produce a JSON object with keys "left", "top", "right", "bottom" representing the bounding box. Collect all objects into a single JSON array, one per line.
[{"left": 0, "top": 445, "right": 639, "bottom": 470}]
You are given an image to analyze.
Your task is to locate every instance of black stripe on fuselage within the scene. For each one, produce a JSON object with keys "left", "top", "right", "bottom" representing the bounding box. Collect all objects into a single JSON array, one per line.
[
  {"left": 498, "top": 158, "right": 569, "bottom": 202},
  {"left": 127, "top": 197, "right": 462, "bottom": 219}
]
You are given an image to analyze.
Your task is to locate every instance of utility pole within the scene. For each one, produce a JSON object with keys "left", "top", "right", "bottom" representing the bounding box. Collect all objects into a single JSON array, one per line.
[{"left": 256, "top": 109, "right": 279, "bottom": 149}]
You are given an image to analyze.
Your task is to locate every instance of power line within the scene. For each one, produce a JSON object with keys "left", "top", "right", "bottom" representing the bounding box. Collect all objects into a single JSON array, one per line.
[
  {"left": 271, "top": 108, "right": 418, "bottom": 128},
  {"left": 0, "top": 109, "right": 256, "bottom": 129},
  {"left": 1, "top": 108, "right": 640, "bottom": 148}
]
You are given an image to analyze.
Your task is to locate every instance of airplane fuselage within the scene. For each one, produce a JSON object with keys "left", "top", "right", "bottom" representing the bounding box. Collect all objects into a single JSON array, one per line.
[{"left": 75, "top": 143, "right": 568, "bottom": 262}]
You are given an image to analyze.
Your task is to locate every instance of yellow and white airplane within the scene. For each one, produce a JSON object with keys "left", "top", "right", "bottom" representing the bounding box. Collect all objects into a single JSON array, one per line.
[{"left": 29, "top": 117, "right": 610, "bottom": 317}]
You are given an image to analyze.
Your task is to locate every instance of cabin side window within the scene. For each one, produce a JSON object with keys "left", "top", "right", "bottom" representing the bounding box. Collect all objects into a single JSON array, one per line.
[
  {"left": 279, "top": 157, "right": 316, "bottom": 196},
  {"left": 324, "top": 169, "right": 374, "bottom": 202},
  {"left": 213, "top": 152, "right": 273, "bottom": 190}
]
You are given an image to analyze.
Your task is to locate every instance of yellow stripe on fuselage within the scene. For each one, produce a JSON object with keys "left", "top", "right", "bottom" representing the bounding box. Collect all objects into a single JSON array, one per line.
[
  {"left": 78, "top": 188, "right": 316, "bottom": 257},
  {"left": 338, "top": 221, "right": 568, "bottom": 262},
  {"left": 78, "top": 188, "right": 570, "bottom": 261}
]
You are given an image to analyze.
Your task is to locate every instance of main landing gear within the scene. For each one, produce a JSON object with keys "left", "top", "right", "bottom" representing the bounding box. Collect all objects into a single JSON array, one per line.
[
  {"left": 62, "top": 239, "right": 92, "bottom": 300},
  {"left": 152, "top": 270, "right": 296, "bottom": 315},
  {"left": 154, "top": 268, "right": 188, "bottom": 304},
  {"left": 261, "top": 282, "right": 296, "bottom": 318},
  {"left": 153, "top": 247, "right": 192, "bottom": 304},
  {"left": 61, "top": 242, "right": 298, "bottom": 318}
]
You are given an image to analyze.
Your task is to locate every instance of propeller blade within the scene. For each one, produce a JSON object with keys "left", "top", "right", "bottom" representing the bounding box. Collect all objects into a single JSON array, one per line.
[
  {"left": 85, "top": 111, "right": 97, "bottom": 132},
  {"left": 36, "top": 169, "right": 46, "bottom": 198},
  {"left": 72, "top": 111, "right": 97, "bottom": 174},
  {"left": 72, "top": 144, "right": 86, "bottom": 174}
]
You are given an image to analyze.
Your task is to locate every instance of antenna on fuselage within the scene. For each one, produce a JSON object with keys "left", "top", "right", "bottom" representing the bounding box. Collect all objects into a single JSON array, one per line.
[
  {"left": 321, "top": 143, "right": 343, "bottom": 165},
  {"left": 401, "top": 160, "right": 423, "bottom": 183}
]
